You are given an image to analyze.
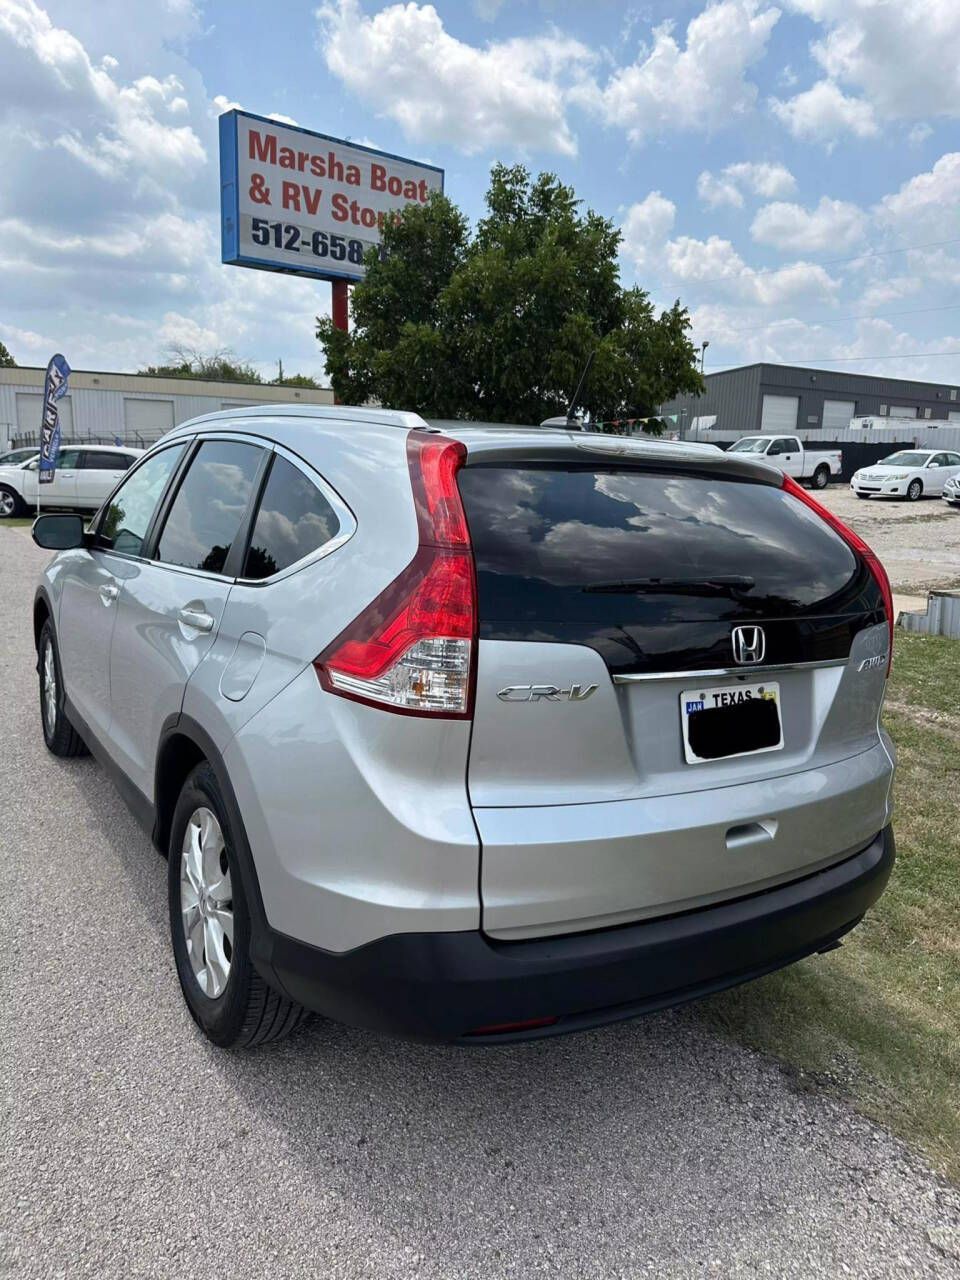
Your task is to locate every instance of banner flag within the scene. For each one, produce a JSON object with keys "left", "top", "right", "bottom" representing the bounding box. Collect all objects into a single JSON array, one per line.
[{"left": 37, "top": 354, "right": 72, "bottom": 485}]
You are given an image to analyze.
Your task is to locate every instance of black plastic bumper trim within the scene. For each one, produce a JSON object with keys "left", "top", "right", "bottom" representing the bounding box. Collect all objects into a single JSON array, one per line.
[{"left": 259, "top": 825, "right": 895, "bottom": 1044}]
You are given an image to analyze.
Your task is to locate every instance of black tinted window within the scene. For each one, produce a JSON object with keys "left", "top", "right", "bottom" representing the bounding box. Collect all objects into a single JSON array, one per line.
[
  {"left": 243, "top": 455, "right": 340, "bottom": 580},
  {"left": 100, "top": 445, "right": 184, "bottom": 557},
  {"left": 458, "top": 464, "right": 869, "bottom": 673},
  {"left": 83, "top": 451, "right": 132, "bottom": 470},
  {"left": 156, "top": 441, "right": 261, "bottom": 574}
]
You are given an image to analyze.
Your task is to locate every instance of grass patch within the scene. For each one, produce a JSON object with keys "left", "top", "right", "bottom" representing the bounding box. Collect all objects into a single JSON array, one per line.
[
  {"left": 0, "top": 518, "right": 34, "bottom": 528},
  {"left": 703, "top": 632, "right": 960, "bottom": 1182}
]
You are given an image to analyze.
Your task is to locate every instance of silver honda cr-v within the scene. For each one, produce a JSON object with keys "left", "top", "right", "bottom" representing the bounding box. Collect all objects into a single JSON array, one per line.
[{"left": 32, "top": 406, "right": 896, "bottom": 1047}]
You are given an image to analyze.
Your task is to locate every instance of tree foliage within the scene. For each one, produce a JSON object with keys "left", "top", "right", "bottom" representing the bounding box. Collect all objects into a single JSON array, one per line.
[
  {"left": 140, "top": 344, "right": 263, "bottom": 383},
  {"left": 0, "top": 339, "right": 15, "bottom": 368},
  {"left": 317, "top": 163, "right": 704, "bottom": 423}
]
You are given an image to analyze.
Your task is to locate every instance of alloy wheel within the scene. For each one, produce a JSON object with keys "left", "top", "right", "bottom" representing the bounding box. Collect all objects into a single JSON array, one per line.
[
  {"left": 42, "top": 641, "right": 57, "bottom": 736},
  {"left": 180, "top": 807, "right": 234, "bottom": 998},
  {"left": 0, "top": 490, "right": 15, "bottom": 517}
]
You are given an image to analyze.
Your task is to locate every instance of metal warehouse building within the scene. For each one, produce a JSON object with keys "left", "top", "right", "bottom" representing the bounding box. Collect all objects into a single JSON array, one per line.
[
  {"left": 661, "top": 364, "right": 960, "bottom": 440},
  {"left": 0, "top": 366, "right": 334, "bottom": 451}
]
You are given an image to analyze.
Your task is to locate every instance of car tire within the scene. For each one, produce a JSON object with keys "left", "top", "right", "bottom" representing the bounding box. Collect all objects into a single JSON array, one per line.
[
  {"left": 38, "top": 620, "right": 89, "bottom": 757},
  {"left": 168, "top": 761, "right": 309, "bottom": 1049},
  {"left": 812, "top": 465, "right": 830, "bottom": 490},
  {"left": 855, "top": 492, "right": 870, "bottom": 500},
  {"left": 906, "top": 479, "right": 923, "bottom": 502},
  {"left": 0, "top": 484, "right": 23, "bottom": 518}
]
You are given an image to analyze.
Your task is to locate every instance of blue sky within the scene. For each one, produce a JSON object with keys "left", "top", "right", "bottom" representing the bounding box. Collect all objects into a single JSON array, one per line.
[{"left": 3, "top": 0, "right": 960, "bottom": 385}]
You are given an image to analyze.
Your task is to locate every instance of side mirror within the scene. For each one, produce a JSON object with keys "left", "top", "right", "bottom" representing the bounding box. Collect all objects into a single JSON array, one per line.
[{"left": 32, "top": 513, "right": 87, "bottom": 550}]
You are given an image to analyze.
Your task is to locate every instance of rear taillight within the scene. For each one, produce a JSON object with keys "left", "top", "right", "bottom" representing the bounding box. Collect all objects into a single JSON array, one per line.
[
  {"left": 781, "top": 473, "right": 893, "bottom": 676},
  {"left": 314, "top": 433, "right": 476, "bottom": 717}
]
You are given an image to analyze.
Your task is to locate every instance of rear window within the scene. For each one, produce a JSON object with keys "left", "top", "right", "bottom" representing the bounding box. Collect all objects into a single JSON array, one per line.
[{"left": 457, "top": 464, "right": 872, "bottom": 671}]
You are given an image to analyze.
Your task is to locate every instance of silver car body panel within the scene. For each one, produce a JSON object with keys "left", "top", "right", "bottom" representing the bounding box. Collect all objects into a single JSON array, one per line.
[{"left": 40, "top": 406, "right": 894, "bottom": 956}]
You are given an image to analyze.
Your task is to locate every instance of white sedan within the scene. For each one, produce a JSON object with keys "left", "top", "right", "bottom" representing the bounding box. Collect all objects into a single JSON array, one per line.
[
  {"left": 0, "top": 444, "right": 142, "bottom": 518},
  {"left": 850, "top": 449, "right": 960, "bottom": 502}
]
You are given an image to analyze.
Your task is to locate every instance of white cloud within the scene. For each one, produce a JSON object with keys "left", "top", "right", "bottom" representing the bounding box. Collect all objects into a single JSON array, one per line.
[
  {"left": 316, "top": 0, "right": 595, "bottom": 156},
  {"left": 773, "top": 2, "right": 960, "bottom": 146},
  {"left": 0, "top": 2, "right": 207, "bottom": 175},
  {"left": 590, "top": 1, "right": 780, "bottom": 144},
  {"left": 698, "top": 160, "right": 796, "bottom": 207},
  {"left": 771, "top": 79, "right": 878, "bottom": 144},
  {"left": 908, "top": 122, "right": 932, "bottom": 146},
  {"left": 0, "top": 0, "right": 330, "bottom": 380},
  {"left": 315, "top": 0, "right": 781, "bottom": 156},
  {"left": 789, "top": 0, "right": 960, "bottom": 121},
  {"left": 876, "top": 151, "right": 960, "bottom": 239},
  {"left": 750, "top": 195, "right": 866, "bottom": 252},
  {"left": 620, "top": 192, "right": 676, "bottom": 270},
  {"left": 697, "top": 171, "right": 743, "bottom": 209},
  {"left": 663, "top": 235, "right": 839, "bottom": 304}
]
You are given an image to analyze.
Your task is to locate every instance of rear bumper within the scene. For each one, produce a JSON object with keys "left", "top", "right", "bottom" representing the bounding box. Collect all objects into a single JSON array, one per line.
[{"left": 257, "top": 825, "right": 894, "bottom": 1044}]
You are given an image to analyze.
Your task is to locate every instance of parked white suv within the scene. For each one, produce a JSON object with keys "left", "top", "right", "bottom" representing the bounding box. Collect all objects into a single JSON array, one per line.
[
  {"left": 0, "top": 445, "right": 141, "bottom": 517},
  {"left": 32, "top": 406, "right": 896, "bottom": 1048}
]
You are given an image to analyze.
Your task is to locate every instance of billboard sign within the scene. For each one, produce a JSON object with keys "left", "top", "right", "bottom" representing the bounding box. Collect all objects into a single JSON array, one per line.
[{"left": 219, "top": 110, "right": 444, "bottom": 282}]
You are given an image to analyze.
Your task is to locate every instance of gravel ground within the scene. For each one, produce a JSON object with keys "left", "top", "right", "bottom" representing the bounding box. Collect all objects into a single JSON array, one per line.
[
  {"left": 816, "top": 485, "right": 960, "bottom": 594},
  {"left": 2, "top": 525, "right": 959, "bottom": 1280}
]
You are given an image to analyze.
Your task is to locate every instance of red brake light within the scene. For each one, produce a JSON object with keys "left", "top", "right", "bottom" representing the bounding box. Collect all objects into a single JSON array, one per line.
[
  {"left": 314, "top": 433, "right": 477, "bottom": 717},
  {"left": 781, "top": 473, "right": 893, "bottom": 676}
]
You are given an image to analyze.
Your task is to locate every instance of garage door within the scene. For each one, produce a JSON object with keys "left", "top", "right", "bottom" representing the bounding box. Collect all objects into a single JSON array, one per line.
[
  {"left": 16, "top": 392, "right": 73, "bottom": 435},
  {"left": 760, "top": 394, "right": 799, "bottom": 433},
  {"left": 822, "top": 399, "right": 855, "bottom": 432},
  {"left": 124, "top": 398, "right": 174, "bottom": 435}
]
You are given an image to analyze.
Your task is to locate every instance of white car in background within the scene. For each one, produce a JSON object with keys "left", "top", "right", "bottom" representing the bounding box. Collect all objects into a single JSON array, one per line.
[
  {"left": 850, "top": 449, "right": 960, "bottom": 502},
  {"left": 943, "top": 473, "right": 960, "bottom": 508},
  {"left": 0, "top": 445, "right": 142, "bottom": 518}
]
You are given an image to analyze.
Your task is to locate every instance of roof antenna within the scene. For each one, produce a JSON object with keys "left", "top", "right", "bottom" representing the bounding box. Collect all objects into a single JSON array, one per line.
[
  {"left": 540, "top": 350, "right": 595, "bottom": 431},
  {"left": 565, "top": 350, "right": 595, "bottom": 427}
]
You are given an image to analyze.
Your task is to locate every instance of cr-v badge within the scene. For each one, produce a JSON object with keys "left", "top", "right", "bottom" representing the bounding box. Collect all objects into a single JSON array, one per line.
[{"left": 497, "top": 683, "right": 598, "bottom": 703}]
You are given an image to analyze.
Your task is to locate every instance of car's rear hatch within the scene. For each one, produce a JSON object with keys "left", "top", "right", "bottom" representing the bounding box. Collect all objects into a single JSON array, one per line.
[{"left": 455, "top": 434, "right": 891, "bottom": 939}]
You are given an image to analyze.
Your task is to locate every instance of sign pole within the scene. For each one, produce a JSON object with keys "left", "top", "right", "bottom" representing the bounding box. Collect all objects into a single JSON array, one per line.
[
  {"left": 331, "top": 280, "right": 348, "bottom": 404},
  {"left": 332, "top": 280, "right": 349, "bottom": 333}
]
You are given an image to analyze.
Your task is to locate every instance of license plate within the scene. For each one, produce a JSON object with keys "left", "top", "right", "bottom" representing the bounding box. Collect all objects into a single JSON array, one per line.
[{"left": 680, "top": 681, "right": 783, "bottom": 764}]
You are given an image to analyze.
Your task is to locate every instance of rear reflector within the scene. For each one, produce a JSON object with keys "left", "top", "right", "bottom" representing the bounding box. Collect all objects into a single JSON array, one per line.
[
  {"left": 314, "top": 433, "right": 477, "bottom": 717},
  {"left": 781, "top": 473, "right": 893, "bottom": 675}
]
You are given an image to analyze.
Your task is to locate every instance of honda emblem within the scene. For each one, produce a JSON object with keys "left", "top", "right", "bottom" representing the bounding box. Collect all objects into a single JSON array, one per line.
[{"left": 732, "top": 625, "right": 766, "bottom": 665}]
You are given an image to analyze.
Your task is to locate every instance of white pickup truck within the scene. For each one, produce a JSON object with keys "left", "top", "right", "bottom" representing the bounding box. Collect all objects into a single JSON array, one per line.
[{"left": 727, "top": 435, "right": 843, "bottom": 489}]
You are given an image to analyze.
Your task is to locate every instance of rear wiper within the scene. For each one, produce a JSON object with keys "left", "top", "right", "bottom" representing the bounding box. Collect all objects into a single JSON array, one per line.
[{"left": 582, "top": 575, "right": 756, "bottom": 595}]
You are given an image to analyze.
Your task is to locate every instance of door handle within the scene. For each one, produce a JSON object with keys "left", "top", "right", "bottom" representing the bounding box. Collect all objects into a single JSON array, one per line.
[
  {"left": 99, "top": 583, "right": 119, "bottom": 605},
  {"left": 59, "top": 471, "right": 75, "bottom": 478},
  {"left": 178, "top": 607, "right": 215, "bottom": 633}
]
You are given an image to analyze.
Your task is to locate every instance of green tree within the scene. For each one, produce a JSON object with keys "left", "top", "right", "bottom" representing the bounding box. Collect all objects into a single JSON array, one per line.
[
  {"left": 273, "top": 360, "right": 321, "bottom": 389},
  {"left": 139, "top": 344, "right": 263, "bottom": 383},
  {"left": 0, "top": 339, "right": 15, "bottom": 368},
  {"left": 316, "top": 163, "right": 704, "bottom": 422}
]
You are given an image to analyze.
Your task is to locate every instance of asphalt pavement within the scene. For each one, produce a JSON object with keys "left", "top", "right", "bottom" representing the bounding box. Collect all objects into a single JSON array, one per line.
[{"left": 2, "top": 525, "right": 959, "bottom": 1279}]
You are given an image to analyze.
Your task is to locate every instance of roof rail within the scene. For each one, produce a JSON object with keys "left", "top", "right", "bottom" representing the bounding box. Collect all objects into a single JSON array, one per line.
[{"left": 176, "top": 403, "right": 429, "bottom": 432}]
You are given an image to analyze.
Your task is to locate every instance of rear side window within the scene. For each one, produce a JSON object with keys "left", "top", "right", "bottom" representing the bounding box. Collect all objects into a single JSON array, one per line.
[
  {"left": 155, "top": 440, "right": 261, "bottom": 574},
  {"left": 99, "top": 444, "right": 184, "bottom": 557},
  {"left": 83, "top": 451, "right": 132, "bottom": 471},
  {"left": 242, "top": 454, "right": 340, "bottom": 580},
  {"left": 458, "top": 464, "right": 863, "bottom": 649}
]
